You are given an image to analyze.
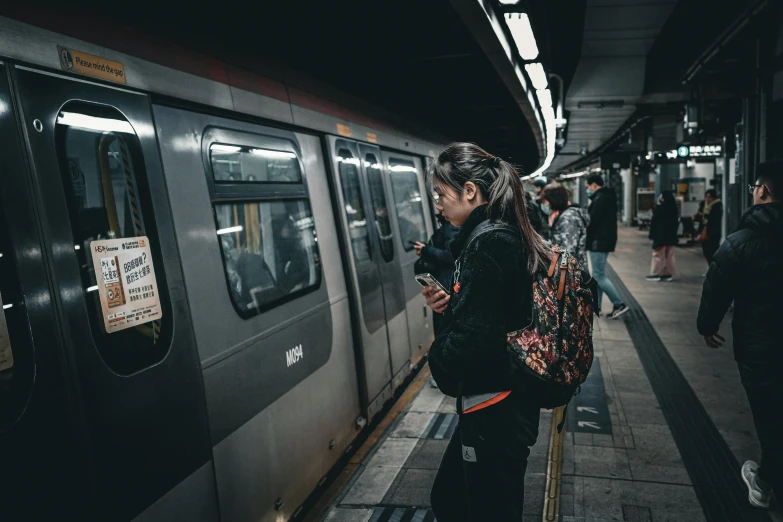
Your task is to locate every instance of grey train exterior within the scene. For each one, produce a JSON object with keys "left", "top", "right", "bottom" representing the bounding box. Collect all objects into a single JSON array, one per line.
[{"left": 0, "top": 15, "right": 438, "bottom": 522}]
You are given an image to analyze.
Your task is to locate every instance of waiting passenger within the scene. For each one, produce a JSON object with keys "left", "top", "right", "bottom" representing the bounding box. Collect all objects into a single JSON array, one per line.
[
  {"left": 530, "top": 176, "right": 550, "bottom": 237},
  {"left": 647, "top": 190, "right": 679, "bottom": 282},
  {"left": 697, "top": 161, "right": 783, "bottom": 510},
  {"left": 413, "top": 213, "right": 459, "bottom": 335},
  {"left": 540, "top": 183, "right": 589, "bottom": 269},
  {"left": 584, "top": 174, "right": 628, "bottom": 319},
  {"left": 273, "top": 217, "right": 309, "bottom": 294},
  {"left": 422, "top": 142, "right": 550, "bottom": 521},
  {"left": 697, "top": 189, "right": 722, "bottom": 268}
]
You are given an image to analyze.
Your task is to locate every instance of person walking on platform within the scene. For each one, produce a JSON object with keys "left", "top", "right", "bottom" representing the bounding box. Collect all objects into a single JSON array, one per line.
[
  {"left": 421, "top": 142, "right": 550, "bottom": 521},
  {"left": 647, "top": 190, "right": 679, "bottom": 282},
  {"left": 414, "top": 214, "right": 459, "bottom": 336},
  {"left": 697, "top": 161, "right": 783, "bottom": 509},
  {"left": 697, "top": 189, "right": 722, "bottom": 267},
  {"left": 541, "top": 183, "right": 590, "bottom": 270},
  {"left": 584, "top": 174, "right": 629, "bottom": 319}
]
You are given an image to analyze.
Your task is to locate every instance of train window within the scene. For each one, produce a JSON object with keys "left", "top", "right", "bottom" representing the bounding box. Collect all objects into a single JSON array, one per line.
[
  {"left": 214, "top": 200, "right": 320, "bottom": 318},
  {"left": 388, "top": 158, "right": 428, "bottom": 251},
  {"left": 210, "top": 144, "right": 302, "bottom": 183},
  {"left": 0, "top": 198, "right": 36, "bottom": 433},
  {"left": 337, "top": 148, "right": 372, "bottom": 264},
  {"left": 365, "top": 153, "right": 394, "bottom": 262},
  {"left": 56, "top": 101, "right": 171, "bottom": 375}
]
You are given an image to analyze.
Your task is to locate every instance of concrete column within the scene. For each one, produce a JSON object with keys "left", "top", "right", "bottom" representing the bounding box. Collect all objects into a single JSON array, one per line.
[{"left": 621, "top": 168, "right": 633, "bottom": 225}]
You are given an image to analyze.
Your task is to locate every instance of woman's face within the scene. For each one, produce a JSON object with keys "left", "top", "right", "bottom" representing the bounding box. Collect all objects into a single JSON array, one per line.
[{"left": 433, "top": 181, "right": 482, "bottom": 227}]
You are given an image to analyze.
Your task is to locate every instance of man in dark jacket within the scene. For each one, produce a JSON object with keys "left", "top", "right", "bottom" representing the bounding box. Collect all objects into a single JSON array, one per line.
[
  {"left": 697, "top": 161, "right": 783, "bottom": 509},
  {"left": 700, "top": 189, "right": 723, "bottom": 267},
  {"left": 585, "top": 174, "right": 628, "bottom": 318},
  {"left": 414, "top": 214, "right": 459, "bottom": 335}
]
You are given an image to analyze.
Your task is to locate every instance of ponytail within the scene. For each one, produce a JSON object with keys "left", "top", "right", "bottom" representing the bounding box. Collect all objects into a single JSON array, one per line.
[{"left": 427, "top": 142, "right": 549, "bottom": 273}]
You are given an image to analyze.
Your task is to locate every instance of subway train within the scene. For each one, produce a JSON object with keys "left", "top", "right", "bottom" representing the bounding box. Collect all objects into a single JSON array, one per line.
[{"left": 0, "top": 15, "right": 443, "bottom": 522}]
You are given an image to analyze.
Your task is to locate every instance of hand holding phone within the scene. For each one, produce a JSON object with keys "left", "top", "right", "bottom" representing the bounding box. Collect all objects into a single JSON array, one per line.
[{"left": 415, "top": 273, "right": 448, "bottom": 294}]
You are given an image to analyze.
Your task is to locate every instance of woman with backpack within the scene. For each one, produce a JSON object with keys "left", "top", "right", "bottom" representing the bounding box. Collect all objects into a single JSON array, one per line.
[
  {"left": 541, "top": 183, "right": 590, "bottom": 270},
  {"left": 421, "top": 142, "right": 552, "bottom": 521},
  {"left": 647, "top": 190, "right": 680, "bottom": 282}
]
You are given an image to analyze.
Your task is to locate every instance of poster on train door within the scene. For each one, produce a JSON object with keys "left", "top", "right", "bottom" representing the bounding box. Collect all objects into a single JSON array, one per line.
[{"left": 90, "top": 237, "right": 162, "bottom": 333}]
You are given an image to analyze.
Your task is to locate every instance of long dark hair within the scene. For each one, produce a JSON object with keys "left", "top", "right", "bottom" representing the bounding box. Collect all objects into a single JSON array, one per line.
[
  {"left": 657, "top": 190, "right": 678, "bottom": 219},
  {"left": 426, "top": 142, "right": 549, "bottom": 272}
]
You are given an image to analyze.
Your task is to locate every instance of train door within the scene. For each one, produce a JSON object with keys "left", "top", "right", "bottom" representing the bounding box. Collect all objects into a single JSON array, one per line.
[
  {"left": 0, "top": 62, "right": 91, "bottom": 521},
  {"left": 8, "top": 67, "right": 216, "bottom": 521},
  {"left": 381, "top": 151, "right": 434, "bottom": 367},
  {"left": 358, "top": 144, "right": 410, "bottom": 390},
  {"left": 327, "top": 137, "right": 394, "bottom": 422}
]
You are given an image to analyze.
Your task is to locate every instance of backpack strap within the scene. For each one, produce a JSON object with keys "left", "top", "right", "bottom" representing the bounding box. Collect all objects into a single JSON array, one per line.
[
  {"left": 547, "top": 250, "right": 561, "bottom": 278},
  {"left": 462, "top": 220, "right": 518, "bottom": 253},
  {"left": 557, "top": 252, "right": 569, "bottom": 300}
]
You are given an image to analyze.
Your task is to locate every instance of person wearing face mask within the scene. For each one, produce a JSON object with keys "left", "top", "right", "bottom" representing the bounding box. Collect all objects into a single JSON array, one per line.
[
  {"left": 540, "top": 183, "right": 590, "bottom": 270},
  {"left": 422, "top": 142, "right": 550, "bottom": 521},
  {"left": 584, "top": 174, "right": 628, "bottom": 319},
  {"left": 697, "top": 161, "right": 783, "bottom": 510},
  {"left": 647, "top": 190, "right": 679, "bottom": 282}
]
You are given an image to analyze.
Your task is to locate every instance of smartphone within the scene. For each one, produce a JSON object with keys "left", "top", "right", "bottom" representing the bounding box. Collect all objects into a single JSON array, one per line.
[
  {"left": 415, "top": 273, "right": 449, "bottom": 294},
  {"left": 408, "top": 240, "right": 418, "bottom": 247}
]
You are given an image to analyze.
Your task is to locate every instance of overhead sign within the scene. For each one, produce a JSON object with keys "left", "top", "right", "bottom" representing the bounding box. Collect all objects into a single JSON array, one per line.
[
  {"left": 58, "top": 46, "right": 127, "bottom": 84},
  {"left": 677, "top": 145, "right": 690, "bottom": 158},
  {"left": 90, "top": 237, "right": 162, "bottom": 334},
  {"left": 689, "top": 144, "right": 722, "bottom": 157},
  {"left": 0, "top": 293, "right": 13, "bottom": 372}
]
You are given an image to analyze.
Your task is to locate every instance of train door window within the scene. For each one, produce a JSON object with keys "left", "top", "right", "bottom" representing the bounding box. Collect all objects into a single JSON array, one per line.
[
  {"left": 56, "top": 102, "right": 171, "bottom": 375},
  {"left": 388, "top": 158, "right": 428, "bottom": 250},
  {"left": 210, "top": 145, "right": 302, "bottom": 183},
  {"left": 207, "top": 140, "right": 321, "bottom": 319},
  {"left": 213, "top": 200, "right": 320, "bottom": 318},
  {"left": 365, "top": 153, "right": 393, "bottom": 262},
  {"left": 337, "top": 148, "right": 372, "bottom": 264},
  {"left": 0, "top": 199, "right": 36, "bottom": 433}
]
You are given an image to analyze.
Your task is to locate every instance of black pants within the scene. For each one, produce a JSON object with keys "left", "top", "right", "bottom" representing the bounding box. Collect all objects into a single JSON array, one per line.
[
  {"left": 739, "top": 363, "right": 782, "bottom": 496},
  {"left": 430, "top": 393, "right": 540, "bottom": 521},
  {"left": 702, "top": 238, "right": 720, "bottom": 265}
]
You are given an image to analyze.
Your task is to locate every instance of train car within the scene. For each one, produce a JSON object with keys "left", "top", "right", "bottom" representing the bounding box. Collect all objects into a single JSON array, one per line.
[{"left": 0, "top": 14, "right": 441, "bottom": 522}]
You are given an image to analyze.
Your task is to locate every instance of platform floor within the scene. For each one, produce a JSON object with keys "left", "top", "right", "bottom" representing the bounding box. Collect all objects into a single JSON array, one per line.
[{"left": 312, "top": 226, "right": 782, "bottom": 522}]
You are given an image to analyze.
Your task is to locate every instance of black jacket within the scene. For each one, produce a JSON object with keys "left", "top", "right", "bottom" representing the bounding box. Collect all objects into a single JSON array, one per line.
[
  {"left": 420, "top": 222, "right": 459, "bottom": 290},
  {"left": 586, "top": 187, "right": 618, "bottom": 252},
  {"left": 428, "top": 205, "right": 533, "bottom": 397},
  {"left": 648, "top": 205, "right": 679, "bottom": 248},
  {"left": 697, "top": 203, "right": 783, "bottom": 365},
  {"left": 525, "top": 192, "right": 546, "bottom": 237},
  {"left": 705, "top": 201, "right": 722, "bottom": 242}
]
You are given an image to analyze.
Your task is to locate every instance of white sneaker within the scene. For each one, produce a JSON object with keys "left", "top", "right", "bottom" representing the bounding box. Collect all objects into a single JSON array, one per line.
[{"left": 741, "top": 460, "right": 771, "bottom": 508}]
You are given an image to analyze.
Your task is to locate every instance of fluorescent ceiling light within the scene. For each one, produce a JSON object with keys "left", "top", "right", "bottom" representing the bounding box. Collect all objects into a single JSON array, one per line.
[
  {"left": 58, "top": 112, "right": 134, "bottom": 134},
  {"left": 389, "top": 165, "right": 417, "bottom": 173},
  {"left": 537, "top": 89, "right": 552, "bottom": 109},
  {"left": 211, "top": 144, "right": 242, "bottom": 153},
  {"left": 525, "top": 63, "right": 548, "bottom": 90},
  {"left": 499, "top": 0, "right": 521, "bottom": 4},
  {"left": 250, "top": 149, "right": 296, "bottom": 159},
  {"left": 504, "top": 13, "right": 538, "bottom": 60},
  {"left": 74, "top": 245, "right": 81, "bottom": 250},
  {"left": 217, "top": 225, "right": 243, "bottom": 235},
  {"left": 86, "top": 286, "right": 98, "bottom": 293}
]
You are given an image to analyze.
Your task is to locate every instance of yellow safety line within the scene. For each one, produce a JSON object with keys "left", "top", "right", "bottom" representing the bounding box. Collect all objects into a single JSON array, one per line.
[{"left": 543, "top": 406, "right": 565, "bottom": 522}]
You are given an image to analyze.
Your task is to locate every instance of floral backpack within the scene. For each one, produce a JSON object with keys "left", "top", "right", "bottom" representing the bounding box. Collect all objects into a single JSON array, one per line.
[
  {"left": 506, "top": 244, "right": 596, "bottom": 413},
  {"left": 460, "top": 221, "right": 596, "bottom": 417}
]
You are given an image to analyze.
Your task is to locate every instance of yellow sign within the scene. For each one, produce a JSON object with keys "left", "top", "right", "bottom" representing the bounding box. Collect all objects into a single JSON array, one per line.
[
  {"left": 367, "top": 132, "right": 378, "bottom": 143},
  {"left": 337, "top": 124, "right": 351, "bottom": 137},
  {"left": 58, "top": 46, "right": 127, "bottom": 84}
]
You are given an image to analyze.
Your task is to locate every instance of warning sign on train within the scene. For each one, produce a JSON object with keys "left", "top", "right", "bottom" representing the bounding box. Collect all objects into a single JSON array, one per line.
[
  {"left": 58, "top": 46, "right": 127, "bottom": 85},
  {"left": 90, "top": 237, "right": 161, "bottom": 333}
]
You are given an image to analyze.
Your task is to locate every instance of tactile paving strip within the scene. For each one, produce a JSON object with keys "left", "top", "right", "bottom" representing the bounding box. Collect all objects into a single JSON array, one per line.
[
  {"left": 606, "top": 263, "right": 771, "bottom": 522},
  {"left": 422, "top": 413, "right": 457, "bottom": 439}
]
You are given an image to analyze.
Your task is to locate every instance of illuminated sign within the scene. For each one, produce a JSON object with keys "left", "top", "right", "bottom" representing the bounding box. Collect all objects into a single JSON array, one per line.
[
  {"left": 688, "top": 145, "right": 722, "bottom": 157},
  {"left": 677, "top": 145, "right": 690, "bottom": 158}
]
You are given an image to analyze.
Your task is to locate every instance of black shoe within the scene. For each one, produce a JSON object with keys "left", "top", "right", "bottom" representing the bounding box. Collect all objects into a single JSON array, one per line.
[
  {"left": 646, "top": 275, "right": 661, "bottom": 282},
  {"left": 660, "top": 275, "right": 674, "bottom": 282},
  {"left": 609, "top": 304, "right": 630, "bottom": 319}
]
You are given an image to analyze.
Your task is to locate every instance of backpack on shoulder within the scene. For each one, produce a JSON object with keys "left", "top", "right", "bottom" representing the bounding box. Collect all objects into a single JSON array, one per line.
[
  {"left": 506, "top": 245, "right": 596, "bottom": 413},
  {"left": 460, "top": 220, "right": 596, "bottom": 417}
]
